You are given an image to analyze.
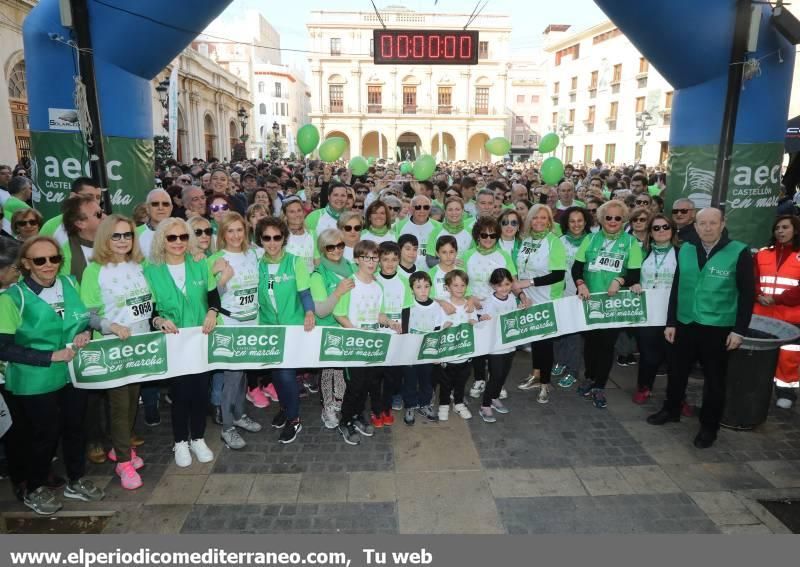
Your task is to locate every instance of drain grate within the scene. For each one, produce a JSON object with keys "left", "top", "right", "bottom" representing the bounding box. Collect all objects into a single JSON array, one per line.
[
  {"left": 758, "top": 499, "right": 800, "bottom": 533},
  {"left": 2, "top": 512, "right": 113, "bottom": 534}
]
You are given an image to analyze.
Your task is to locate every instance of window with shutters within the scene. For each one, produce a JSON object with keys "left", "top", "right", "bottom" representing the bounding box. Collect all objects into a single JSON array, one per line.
[
  {"left": 605, "top": 143, "right": 616, "bottom": 164},
  {"left": 635, "top": 96, "right": 645, "bottom": 114},
  {"left": 475, "top": 87, "right": 489, "bottom": 115},
  {"left": 330, "top": 38, "right": 341, "bottom": 56},
  {"left": 438, "top": 86, "right": 452, "bottom": 114},
  {"left": 479, "top": 41, "right": 489, "bottom": 59},
  {"left": 368, "top": 85, "right": 382, "bottom": 113},
  {"left": 403, "top": 85, "right": 417, "bottom": 114},
  {"left": 584, "top": 145, "right": 593, "bottom": 164},
  {"left": 329, "top": 85, "right": 343, "bottom": 113},
  {"left": 608, "top": 101, "right": 618, "bottom": 130},
  {"left": 612, "top": 64, "right": 622, "bottom": 83}
]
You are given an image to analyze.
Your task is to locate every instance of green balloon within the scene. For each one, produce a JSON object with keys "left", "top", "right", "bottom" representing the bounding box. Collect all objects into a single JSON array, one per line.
[
  {"left": 484, "top": 137, "right": 511, "bottom": 156},
  {"left": 318, "top": 137, "right": 347, "bottom": 163},
  {"left": 399, "top": 161, "right": 413, "bottom": 175},
  {"left": 367, "top": 156, "right": 376, "bottom": 165},
  {"left": 538, "top": 133, "right": 560, "bottom": 154},
  {"left": 413, "top": 155, "right": 436, "bottom": 181},
  {"left": 541, "top": 157, "right": 565, "bottom": 185},
  {"left": 349, "top": 156, "right": 369, "bottom": 176},
  {"left": 296, "top": 124, "right": 320, "bottom": 155}
]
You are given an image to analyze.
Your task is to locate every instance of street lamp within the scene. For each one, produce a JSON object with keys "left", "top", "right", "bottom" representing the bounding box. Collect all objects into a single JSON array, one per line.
[
  {"left": 155, "top": 78, "right": 170, "bottom": 131},
  {"left": 557, "top": 123, "right": 573, "bottom": 160},
  {"left": 635, "top": 110, "right": 654, "bottom": 162},
  {"left": 238, "top": 106, "right": 249, "bottom": 142},
  {"left": 269, "top": 121, "right": 282, "bottom": 161}
]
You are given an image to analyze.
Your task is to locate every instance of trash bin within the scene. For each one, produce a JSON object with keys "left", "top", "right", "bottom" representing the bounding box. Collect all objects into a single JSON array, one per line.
[{"left": 721, "top": 315, "right": 800, "bottom": 430}]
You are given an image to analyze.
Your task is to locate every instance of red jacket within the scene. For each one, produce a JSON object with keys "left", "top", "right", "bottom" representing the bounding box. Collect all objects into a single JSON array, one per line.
[{"left": 753, "top": 244, "right": 800, "bottom": 324}]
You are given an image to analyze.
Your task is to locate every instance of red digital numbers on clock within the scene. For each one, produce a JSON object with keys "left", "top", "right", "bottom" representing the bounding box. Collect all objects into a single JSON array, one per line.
[{"left": 373, "top": 30, "right": 479, "bottom": 65}]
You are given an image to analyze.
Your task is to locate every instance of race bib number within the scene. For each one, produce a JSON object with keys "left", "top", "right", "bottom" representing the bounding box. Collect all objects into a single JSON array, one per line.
[
  {"left": 127, "top": 294, "right": 153, "bottom": 321},
  {"left": 235, "top": 287, "right": 257, "bottom": 307},
  {"left": 590, "top": 252, "right": 624, "bottom": 272},
  {"left": 232, "top": 287, "right": 258, "bottom": 321}
]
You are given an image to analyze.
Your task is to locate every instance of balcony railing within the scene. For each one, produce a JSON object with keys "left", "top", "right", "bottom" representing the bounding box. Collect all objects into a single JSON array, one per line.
[
  {"left": 314, "top": 105, "right": 505, "bottom": 116},
  {"left": 367, "top": 104, "right": 382, "bottom": 114}
]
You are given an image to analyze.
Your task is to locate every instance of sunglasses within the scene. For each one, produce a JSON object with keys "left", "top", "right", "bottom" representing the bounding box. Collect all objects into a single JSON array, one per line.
[
  {"left": 150, "top": 201, "right": 171, "bottom": 208},
  {"left": 479, "top": 232, "right": 498, "bottom": 239},
  {"left": 261, "top": 233, "right": 284, "bottom": 242},
  {"left": 359, "top": 255, "right": 379, "bottom": 262},
  {"left": 110, "top": 231, "right": 134, "bottom": 241},
  {"left": 635, "top": 199, "right": 650, "bottom": 206},
  {"left": 15, "top": 219, "right": 39, "bottom": 228},
  {"left": 325, "top": 242, "right": 346, "bottom": 252},
  {"left": 194, "top": 228, "right": 213, "bottom": 237},
  {"left": 672, "top": 208, "right": 692, "bottom": 215},
  {"left": 605, "top": 215, "right": 623, "bottom": 222},
  {"left": 501, "top": 220, "right": 518, "bottom": 227},
  {"left": 389, "top": 207, "right": 401, "bottom": 212},
  {"left": 651, "top": 224, "right": 672, "bottom": 232},
  {"left": 166, "top": 233, "right": 190, "bottom": 243},
  {"left": 210, "top": 204, "right": 229, "bottom": 213},
  {"left": 27, "top": 254, "right": 63, "bottom": 266},
  {"left": 414, "top": 205, "right": 431, "bottom": 211},
  {"left": 632, "top": 217, "right": 648, "bottom": 223},
  {"left": 588, "top": 208, "right": 598, "bottom": 214},
  {"left": 342, "top": 224, "right": 362, "bottom": 232}
]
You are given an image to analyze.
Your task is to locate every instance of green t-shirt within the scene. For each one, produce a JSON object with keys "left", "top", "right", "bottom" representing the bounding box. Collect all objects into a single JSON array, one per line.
[{"left": 575, "top": 230, "right": 643, "bottom": 293}]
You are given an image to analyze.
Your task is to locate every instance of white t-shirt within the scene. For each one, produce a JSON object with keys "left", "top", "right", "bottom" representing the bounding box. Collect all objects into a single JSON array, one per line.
[
  {"left": 408, "top": 300, "right": 445, "bottom": 334},
  {"left": 40, "top": 278, "right": 66, "bottom": 318},
  {"left": 218, "top": 249, "right": 260, "bottom": 325},
  {"left": 640, "top": 246, "right": 678, "bottom": 290},
  {"left": 375, "top": 272, "right": 410, "bottom": 322},
  {"left": 343, "top": 246, "right": 354, "bottom": 262},
  {"left": 499, "top": 238, "right": 516, "bottom": 254},
  {"left": 167, "top": 263, "right": 186, "bottom": 293},
  {"left": 286, "top": 231, "right": 315, "bottom": 273},
  {"left": 479, "top": 293, "right": 517, "bottom": 354},
  {"left": 337, "top": 277, "right": 384, "bottom": 330},
  {"left": 0, "top": 188, "right": 9, "bottom": 206},
  {"left": 138, "top": 227, "right": 155, "bottom": 260},
  {"left": 52, "top": 223, "right": 69, "bottom": 247},
  {"left": 428, "top": 265, "right": 452, "bottom": 301},
  {"left": 84, "top": 262, "right": 152, "bottom": 335},
  {"left": 397, "top": 219, "right": 437, "bottom": 263}
]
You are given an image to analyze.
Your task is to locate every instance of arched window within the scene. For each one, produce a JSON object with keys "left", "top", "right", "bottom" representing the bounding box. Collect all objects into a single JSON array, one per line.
[
  {"left": 259, "top": 103, "right": 266, "bottom": 115},
  {"left": 258, "top": 81, "right": 264, "bottom": 93},
  {"left": 7, "top": 61, "right": 26, "bottom": 100}
]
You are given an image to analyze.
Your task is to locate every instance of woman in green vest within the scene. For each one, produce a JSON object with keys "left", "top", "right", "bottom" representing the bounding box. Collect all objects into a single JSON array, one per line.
[
  {"left": 80, "top": 214, "right": 154, "bottom": 491},
  {"left": 572, "top": 200, "right": 643, "bottom": 409},
  {"left": 305, "top": 183, "right": 349, "bottom": 235},
  {"left": 256, "top": 216, "right": 316, "bottom": 445},
  {"left": 0, "top": 235, "right": 104, "bottom": 515},
  {"left": 144, "top": 218, "right": 221, "bottom": 468},
  {"left": 310, "top": 228, "right": 355, "bottom": 429}
]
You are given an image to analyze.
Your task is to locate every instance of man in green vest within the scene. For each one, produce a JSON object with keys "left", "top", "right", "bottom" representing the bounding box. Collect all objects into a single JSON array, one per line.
[{"left": 647, "top": 208, "right": 754, "bottom": 448}]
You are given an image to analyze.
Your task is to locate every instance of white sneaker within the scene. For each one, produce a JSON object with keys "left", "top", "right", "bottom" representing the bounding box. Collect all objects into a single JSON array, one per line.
[
  {"left": 776, "top": 397, "right": 794, "bottom": 409},
  {"left": 454, "top": 403, "right": 472, "bottom": 419},
  {"left": 537, "top": 384, "right": 552, "bottom": 404},
  {"left": 189, "top": 438, "right": 214, "bottom": 463},
  {"left": 438, "top": 405, "right": 450, "bottom": 421},
  {"left": 173, "top": 441, "right": 192, "bottom": 468},
  {"left": 469, "top": 380, "right": 486, "bottom": 398},
  {"left": 499, "top": 387, "right": 508, "bottom": 400},
  {"left": 321, "top": 406, "right": 339, "bottom": 429},
  {"left": 518, "top": 374, "right": 542, "bottom": 391}
]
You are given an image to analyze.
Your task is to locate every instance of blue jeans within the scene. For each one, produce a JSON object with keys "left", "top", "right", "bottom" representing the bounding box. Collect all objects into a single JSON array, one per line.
[
  {"left": 210, "top": 372, "right": 224, "bottom": 406},
  {"left": 140, "top": 382, "right": 162, "bottom": 410},
  {"left": 272, "top": 368, "right": 300, "bottom": 420},
  {"left": 403, "top": 364, "right": 433, "bottom": 408}
]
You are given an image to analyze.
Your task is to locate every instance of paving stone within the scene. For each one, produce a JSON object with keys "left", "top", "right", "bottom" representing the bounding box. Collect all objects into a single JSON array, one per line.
[
  {"left": 688, "top": 491, "right": 761, "bottom": 526},
  {"left": 197, "top": 474, "right": 255, "bottom": 505},
  {"left": 393, "top": 417, "right": 481, "bottom": 472},
  {"left": 662, "top": 463, "right": 773, "bottom": 492},
  {"left": 719, "top": 524, "right": 773, "bottom": 534},
  {"left": 574, "top": 466, "right": 636, "bottom": 496},
  {"left": 745, "top": 460, "right": 800, "bottom": 488},
  {"left": 396, "top": 471, "right": 503, "bottom": 534},
  {"left": 297, "top": 473, "right": 349, "bottom": 503},
  {"left": 487, "top": 468, "right": 587, "bottom": 498},
  {"left": 248, "top": 474, "right": 302, "bottom": 504},
  {"left": 616, "top": 465, "right": 681, "bottom": 494},
  {"left": 102, "top": 504, "right": 191, "bottom": 534},
  {"left": 146, "top": 474, "right": 207, "bottom": 505},
  {"left": 348, "top": 472, "right": 396, "bottom": 502}
]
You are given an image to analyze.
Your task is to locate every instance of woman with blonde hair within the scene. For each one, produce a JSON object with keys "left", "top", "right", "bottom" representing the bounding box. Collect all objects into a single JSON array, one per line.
[
  {"left": 80, "top": 214, "right": 153, "bottom": 489},
  {"left": 11, "top": 208, "right": 42, "bottom": 241},
  {"left": 144, "top": 218, "right": 221, "bottom": 467},
  {"left": 337, "top": 211, "right": 364, "bottom": 262}
]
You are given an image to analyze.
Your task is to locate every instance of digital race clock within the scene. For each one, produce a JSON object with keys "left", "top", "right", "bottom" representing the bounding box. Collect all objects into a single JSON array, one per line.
[{"left": 373, "top": 29, "right": 479, "bottom": 65}]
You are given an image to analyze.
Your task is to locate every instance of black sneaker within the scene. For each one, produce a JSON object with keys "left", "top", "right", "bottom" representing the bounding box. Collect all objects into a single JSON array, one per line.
[
  {"left": 279, "top": 419, "right": 302, "bottom": 444},
  {"left": 338, "top": 422, "right": 361, "bottom": 445},
  {"left": 272, "top": 409, "right": 287, "bottom": 429},
  {"left": 616, "top": 355, "right": 629, "bottom": 367},
  {"left": 144, "top": 404, "right": 161, "bottom": 427},
  {"left": 353, "top": 415, "right": 375, "bottom": 437},
  {"left": 416, "top": 405, "right": 439, "bottom": 422},
  {"left": 625, "top": 354, "right": 637, "bottom": 366}
]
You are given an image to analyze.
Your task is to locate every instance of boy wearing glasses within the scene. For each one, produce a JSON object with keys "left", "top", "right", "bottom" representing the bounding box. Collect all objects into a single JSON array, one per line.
[{"left": 333, "top": 240, "right": 401, "bottom": 445}]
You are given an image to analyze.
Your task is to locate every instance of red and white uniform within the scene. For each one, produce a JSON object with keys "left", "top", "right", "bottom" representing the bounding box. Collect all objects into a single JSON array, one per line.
[{"left": 775, "top": 344, "right": 800, "bottom": 391}]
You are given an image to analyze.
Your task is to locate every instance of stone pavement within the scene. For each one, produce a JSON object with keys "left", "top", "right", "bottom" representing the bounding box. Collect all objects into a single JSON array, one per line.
[{"left": 2, "top": 352, "right": 800, "bottom": 534}]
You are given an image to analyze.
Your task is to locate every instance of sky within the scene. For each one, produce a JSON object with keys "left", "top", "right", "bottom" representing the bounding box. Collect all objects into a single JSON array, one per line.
[{"left": 215, "top": 0, "right": 608, "bottom": 73}]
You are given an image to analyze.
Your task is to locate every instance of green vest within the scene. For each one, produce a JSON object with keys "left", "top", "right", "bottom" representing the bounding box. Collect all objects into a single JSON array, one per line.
[
  {"left": 258, "top": 252, "right": 305, "bottom": 325},
  {"left": 580, "top": 231, "right": 641, "bottom": 292},
  {"left": 677, "top": 240, "right": 747, "bottom": 327},
  {"left": 312, "top": 261, "right": 353, "bottom": 326},
  {"left": 5, "top": 276, "right": 90, "bottom": 395},
  {"left": 143, "top": 256, "right": 209, "bottom": 328}
]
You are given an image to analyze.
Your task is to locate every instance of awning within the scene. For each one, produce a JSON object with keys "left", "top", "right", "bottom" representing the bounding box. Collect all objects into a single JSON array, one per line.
[{"left": 786, "top": 114, "right": 800, "bottom": 153}]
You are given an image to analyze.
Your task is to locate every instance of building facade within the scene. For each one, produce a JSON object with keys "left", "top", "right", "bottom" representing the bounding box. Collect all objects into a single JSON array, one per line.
[
  {"left": 0, "top": 0, "right": 35, "bottom": 166},
  {"left": 506, "top": 51, "right": 548, "bottom": 161},
  {"left": 253, "top": 64, "right": 311, "bottom": 159},
  {"left": 150, "top": 47, "right": 253, "bottom": 163},
  {"left": 541, "top": 21, "right": 674, "bottom": 167},
  {"left": 306, "top": 6, "right": 513, "bottom": 162}
]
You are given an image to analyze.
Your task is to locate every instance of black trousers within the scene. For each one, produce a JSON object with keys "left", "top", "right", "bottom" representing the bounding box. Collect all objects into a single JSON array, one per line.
[
  {"left": 531, "top": 338, "right": 555, "bottom": 383},
  {"left": 472, "top": 355, "right": 488, "bottom": 382},
  {"left": 583, "top": 329, "right": 620, "bottom": 388},
  {"left": 484, "top": 351, "right": 515, "bottom": 406},
  {"left": 171, "top": 373, "right": 210, "bottom": 443},
  {"left": 637, "top": 326, "right": 670, "bottom": 390},
  {"left": 5, "top": 385, "right": 87, "bottom": 492},
  {"left": 369, "top": 366, "right": 402, "bottom": 415},
  {"left": 438, "top": 361, "right": 471, "bottom": 406},
  {"left": 341, "top": 367, "right": 375, "bottom": 424},
  {"left": 665, "top": 323, "right": 731, "bottom": 432}
]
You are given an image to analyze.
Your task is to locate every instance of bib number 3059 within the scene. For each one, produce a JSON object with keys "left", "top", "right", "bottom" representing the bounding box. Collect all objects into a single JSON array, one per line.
[{"left": 131, "top": 301, "right": 153, "bottom": 318}]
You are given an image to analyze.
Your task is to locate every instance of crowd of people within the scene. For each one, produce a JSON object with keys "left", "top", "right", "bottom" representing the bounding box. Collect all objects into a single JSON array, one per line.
[{"left": 0, "top": 155, "right": 795, "bottom": 517}]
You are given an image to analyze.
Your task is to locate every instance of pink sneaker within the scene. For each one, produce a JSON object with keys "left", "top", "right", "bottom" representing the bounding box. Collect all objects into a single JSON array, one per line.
[
  {"left": 115, "top": 461, "right": 143, "bottom": 490},
  {"left": 262, "top": 383, "right": 279, "bottom": 403},
  {"left": 247, "top": 387, "right": 270, "bottom": 408},
  {"left": 107, "top": 448, "right": 144, "bottom": 470},
  {"left": 632, "top": 387, "right": 651, "bottom": 405}
]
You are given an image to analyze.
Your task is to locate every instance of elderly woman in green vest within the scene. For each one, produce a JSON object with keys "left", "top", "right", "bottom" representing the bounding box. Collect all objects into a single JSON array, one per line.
[
  {"left": 309, "top": 228, "right": 355, "bottom": 429},
  {"left": 572, "top": 199, "right": 643, "bottom": 410},
  {"left": 0, "top": 235, "right": 105, "bottom": 515},
  {"left": 256, "top": 216, "right": 316, "bottom": 445},
  {"left": 144, "top": 218, "right": 221, "bottom": 469}
]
